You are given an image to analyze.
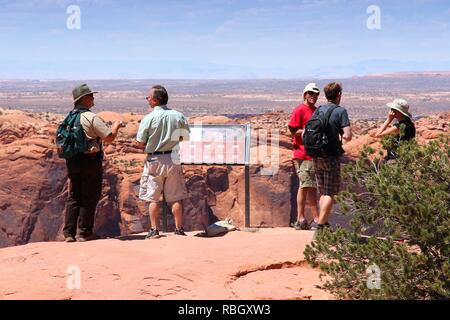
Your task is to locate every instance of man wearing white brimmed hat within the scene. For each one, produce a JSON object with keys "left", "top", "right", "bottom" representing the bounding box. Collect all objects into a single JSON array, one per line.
[
  {"left": 374, "top": 98, "right": 416, "bottom": 160},
  {"left": 63, "top": 84, "right": 123, "bottom": 243},
  {"left": 288, "top": 83, "right": 321, "bottom": 230}
]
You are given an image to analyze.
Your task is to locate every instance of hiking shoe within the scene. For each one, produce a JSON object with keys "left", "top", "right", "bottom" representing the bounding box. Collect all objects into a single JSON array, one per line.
[
  {"left": 311, "top": 222, "right": 331, "bottom": 231},
  {"left": 293, "top": 220, "right": 310, "bottom": 230},
  {"left": 145, "top": 229, "right": 161, "bottom": 239},
  {"left": 309, "top": 221, "right": 320, "bottom": 231},
  {"left": 65, "top": 236, "right": 76, "bottom": 243},
  {"left": 77, "top": 234, "right": 101, "bottom": 242},
  {"left": 174, "top": 228, "right": 187, "bottom": 236}
]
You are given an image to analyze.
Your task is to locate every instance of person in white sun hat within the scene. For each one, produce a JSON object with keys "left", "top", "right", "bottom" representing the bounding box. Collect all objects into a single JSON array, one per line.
[
  {"left": 288, "top": 83, "right": 321, "bottom": 231},
  {"left": 374, "top": 98, "right": 416, "bottom": 161}
]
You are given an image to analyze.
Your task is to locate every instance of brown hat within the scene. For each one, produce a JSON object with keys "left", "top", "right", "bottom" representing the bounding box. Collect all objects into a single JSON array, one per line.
[{"left": 72, "top": 84, "right": 98, "bottom": 103}]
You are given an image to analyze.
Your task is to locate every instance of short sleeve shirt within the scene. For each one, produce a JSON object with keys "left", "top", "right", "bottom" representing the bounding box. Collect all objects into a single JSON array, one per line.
[
  {"left": 393, "top": 119, "right": 416, "bottom": 142},
  {"left": 288, "top": 103, "right": 316, "bottom": 160},
  {"left": 386, "top": 119, "right": 416, "bottom": 160},
  {"left": 76, "top": 105, "right": 112, "bottom": 140},
  {"left": 136, "top": 105, "right": 190, "bottom": 154}
]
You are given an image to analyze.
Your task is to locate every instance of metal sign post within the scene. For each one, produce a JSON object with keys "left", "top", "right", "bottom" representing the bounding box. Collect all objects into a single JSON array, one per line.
[{"left": 244, "top": 125, "right": 251, "bottom": 228}]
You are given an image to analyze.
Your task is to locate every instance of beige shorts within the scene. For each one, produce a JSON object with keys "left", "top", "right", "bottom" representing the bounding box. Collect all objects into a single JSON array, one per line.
[
  {"left": 139, "top": 154, "right": 188, "bottom": 203},
  {"left": 293, "top": 159, "right": 317, "bottom": 189}
]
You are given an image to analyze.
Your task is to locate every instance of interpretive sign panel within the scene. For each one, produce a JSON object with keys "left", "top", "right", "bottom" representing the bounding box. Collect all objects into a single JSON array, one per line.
[{"left": 178, "top": 124, "right": 251, "bottom": 166}]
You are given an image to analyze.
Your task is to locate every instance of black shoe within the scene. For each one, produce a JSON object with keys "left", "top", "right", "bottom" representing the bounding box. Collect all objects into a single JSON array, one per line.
[
  {"left": 65, "top": 236, "right": 76, "bottom": 243},
  {"left": 174, "top": 228, "right": 187, "bottom": 236},
  {"left": 309, "top": 221, "right": 320, "bottom": 231},
  {"left": 313, "top": 222, "right": 331, "bottom": 230},
  {"left": 146, "top": 229, "right": 161, "bottom": 239},
  {"left": 77, "top": 234, "right": 101, "bottom": 242},
  {"left": 293, "top": 220, "right": 309, "bottom": 230}
]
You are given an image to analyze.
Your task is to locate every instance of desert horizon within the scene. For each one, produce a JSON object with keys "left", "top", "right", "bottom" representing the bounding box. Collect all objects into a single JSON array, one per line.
[{"left": 1, "top": 71, "right": 449, "bottom": 120}]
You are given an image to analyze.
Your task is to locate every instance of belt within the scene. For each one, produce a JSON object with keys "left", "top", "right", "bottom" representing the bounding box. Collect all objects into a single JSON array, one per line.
[{"left": 151, "top": 150, "right": 172, "bottom": 155}]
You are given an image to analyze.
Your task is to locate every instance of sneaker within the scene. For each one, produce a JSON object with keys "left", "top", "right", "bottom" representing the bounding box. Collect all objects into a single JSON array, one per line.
[
  {"left": 311, "top": 222, "right": 331, "bottom": 231},
  {"left": 309, "top": 221, "right": 320, "bottom": 231},
  {"left": 293, "top": 220, "right": 309, "bottom": 230},
  {"left": 65, "top": 236, "right": 76, "bottom": 243},
  {"left": 145, "top": 229, "right": 161, "bottom": 239},
  {"left": 77, "top": 234, "right": 101, "bottom": 242},
  {"left": 174, "top": 228, "right": 187, "bottom": 236}
]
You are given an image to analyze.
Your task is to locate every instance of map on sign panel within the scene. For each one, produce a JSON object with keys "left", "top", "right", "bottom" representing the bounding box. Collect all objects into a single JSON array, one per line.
[{"left": 178, "top": 125, "right": 250, "bottom": 165}]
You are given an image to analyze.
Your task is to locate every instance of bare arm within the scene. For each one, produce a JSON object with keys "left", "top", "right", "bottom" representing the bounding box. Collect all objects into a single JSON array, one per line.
[
  {"left": 342, "top": 126, "right": 352, "bottom": 142},
  {"left": 103, "top": 121, "right": 122, "bottom": 144},
  {"left": 135, "top": 141, "right": 146, "bottom": 149},
  {"left": 294, "top": 129, "right": 303, "bottom": 138},
  {"left": 375, "top": 126, "right": 400, "bottom": 138},
  {"left": 288, "top": 126, "right": 303, "bottom": 137},
  {"left": 375, "top": 110, "right": 398, "bottom": 138}
]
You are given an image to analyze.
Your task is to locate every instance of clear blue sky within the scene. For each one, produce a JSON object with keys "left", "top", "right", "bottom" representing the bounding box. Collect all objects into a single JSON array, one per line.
[{"left": 1, "top": 0, "right": 450, "bottom": 79}]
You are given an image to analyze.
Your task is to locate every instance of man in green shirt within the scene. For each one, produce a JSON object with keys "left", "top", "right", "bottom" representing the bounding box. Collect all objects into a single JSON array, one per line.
[{"left": 136, "top": 85, "right": 190, "bottom": 239}]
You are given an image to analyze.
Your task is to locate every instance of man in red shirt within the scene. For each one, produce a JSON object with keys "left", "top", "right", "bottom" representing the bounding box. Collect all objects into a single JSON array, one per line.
[{"left": 288, "top": 83, "right": 320, "bottom": 230}]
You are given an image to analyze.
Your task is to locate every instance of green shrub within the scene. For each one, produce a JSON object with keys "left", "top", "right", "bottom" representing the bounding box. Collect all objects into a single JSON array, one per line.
[{"left": 304, "top": 135, "right": 450, "bottom": 300}]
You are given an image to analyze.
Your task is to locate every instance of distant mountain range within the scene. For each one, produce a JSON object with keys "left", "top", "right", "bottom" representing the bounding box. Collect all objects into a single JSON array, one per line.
[
  {"left": 1, "top": 59, "right": 450, "bottom": 80},
  {"left": 308, "top": 60, "right": 450, "bottom": 79}
]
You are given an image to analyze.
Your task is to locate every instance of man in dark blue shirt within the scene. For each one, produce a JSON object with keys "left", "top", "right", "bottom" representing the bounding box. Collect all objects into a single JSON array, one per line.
[{"left": 312, "top": 83, "right": 352, "bottom": 231}]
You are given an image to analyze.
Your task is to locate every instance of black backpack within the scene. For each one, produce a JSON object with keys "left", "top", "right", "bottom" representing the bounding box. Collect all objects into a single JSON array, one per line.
[
  {"left": 56, "top": 109, "right": 88, "bottom": 159},
  {"left": 303, "top": 105, "right": 339, "bottom": 158}
]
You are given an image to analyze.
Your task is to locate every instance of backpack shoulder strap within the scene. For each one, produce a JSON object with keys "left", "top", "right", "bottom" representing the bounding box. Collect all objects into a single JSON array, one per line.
[
  {"left": 72, "top": 108, "right": 90, "bottom": 123},
  {"left": 324, "top": 105, "right": 338, "bottom": 121},
  {"left": 315, "top": 105, "right": 323, "bottom": 114},
  {"left": 72, "top": 107, "right": 89, "bottom": 114}
]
